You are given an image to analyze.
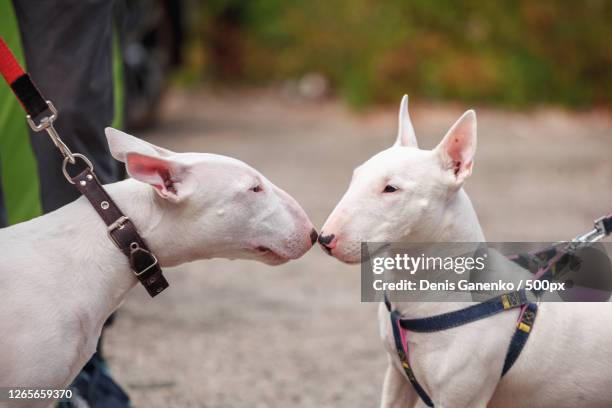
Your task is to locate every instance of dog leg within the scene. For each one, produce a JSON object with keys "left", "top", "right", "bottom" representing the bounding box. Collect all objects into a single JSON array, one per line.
[{"left": 380, "top": 361, "right": 418, "bottom": 408}]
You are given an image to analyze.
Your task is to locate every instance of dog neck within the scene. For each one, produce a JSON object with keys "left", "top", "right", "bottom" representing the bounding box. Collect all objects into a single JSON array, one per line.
[
  {"left": 435, "top": 188, "right": 485, "bottom": 242},
  {"left": 392, "top": 188, "right": 486, "bottom": 318},
  {"left": 1, "top": 178, "right": 212, "bottom": 340}
]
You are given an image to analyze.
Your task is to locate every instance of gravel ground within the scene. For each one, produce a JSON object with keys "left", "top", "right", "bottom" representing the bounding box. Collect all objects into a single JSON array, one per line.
[{"left": 104, "top": 88, "right": 612, "bottom": 407}]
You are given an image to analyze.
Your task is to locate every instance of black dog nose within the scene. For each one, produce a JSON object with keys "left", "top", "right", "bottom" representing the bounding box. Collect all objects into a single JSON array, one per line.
[
  {"left": 318, "top": 233, "right": 335, "bottom": 247},
  {"left": 318, "top": 234, "right": 336, "bottom": 255},
  {"left": 309, "top": 228, "right": 318, "bottom": 245}
]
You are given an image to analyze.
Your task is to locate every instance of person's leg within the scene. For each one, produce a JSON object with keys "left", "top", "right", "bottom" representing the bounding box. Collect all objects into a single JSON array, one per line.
[{"left": 12, "top": 0, "right": 121, "bottom": 212}]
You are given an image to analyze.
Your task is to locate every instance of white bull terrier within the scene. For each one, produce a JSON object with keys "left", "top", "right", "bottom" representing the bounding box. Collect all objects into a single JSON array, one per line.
[
  {"left": 319, "top": 96, "right": 612, "bottom": 407},
  {"left": 0, "top": 128, "right": 316, "bottom": 406}
]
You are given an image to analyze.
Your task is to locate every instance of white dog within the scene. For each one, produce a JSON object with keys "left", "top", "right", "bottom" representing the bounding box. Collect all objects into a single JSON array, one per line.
[
  {"left": 0, "top": 128, "right": 316, "bottom": 405},
  {"left": 319, "top": 96, "right": 612, "bottom": 407}
]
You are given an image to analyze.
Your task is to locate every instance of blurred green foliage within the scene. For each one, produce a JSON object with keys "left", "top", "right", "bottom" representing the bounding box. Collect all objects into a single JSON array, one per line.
[{"left": 192, "top": 0, "right": 612, "bottom": 108}]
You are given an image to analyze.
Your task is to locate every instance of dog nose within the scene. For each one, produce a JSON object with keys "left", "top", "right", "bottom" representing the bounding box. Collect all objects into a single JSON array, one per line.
[
  {"left": 318, "top": 233, "right": 337, "bottom": 253},
  {"left": 309, "top": 228, "right": 318, "bottom": 245}
]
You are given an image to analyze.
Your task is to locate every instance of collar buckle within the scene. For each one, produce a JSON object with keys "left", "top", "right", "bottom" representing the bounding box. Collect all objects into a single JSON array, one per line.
[
  {"left": 107, "top": 216, "right": 130, "bottom": 248},
  {"left": 129, "top": 243, "right": 160, "bottom": 277}
]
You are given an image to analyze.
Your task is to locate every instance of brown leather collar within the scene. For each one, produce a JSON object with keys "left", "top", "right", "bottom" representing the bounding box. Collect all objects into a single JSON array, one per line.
[{"left": 72, "top": 168, "right": 169, "bottom": 297}]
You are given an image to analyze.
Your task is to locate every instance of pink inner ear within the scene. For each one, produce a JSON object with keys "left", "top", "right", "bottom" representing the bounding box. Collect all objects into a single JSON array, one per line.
[
  {"left": 129, "top": 154, "right": 167, "bottom": 174},
  {"left": 127, "top": 153, "right": 177, "bottom": 194},
  {"left": 446, "top": 134, "right": 472, "bottom": 176},
  {"left": 445, "top": 124, "right": 474, "bottom": 166},
  {"left": 438, "top": 111, "right": 476, "bottom": 180},
  {"left": 447, "top": 136, "right": 465, "bottom": 162}
]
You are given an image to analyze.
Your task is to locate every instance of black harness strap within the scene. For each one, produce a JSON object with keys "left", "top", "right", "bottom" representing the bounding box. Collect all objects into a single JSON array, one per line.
[
  {"left": 386, "top": 290, "right": 537, "bottom": 407},
  {"left": 390, "top": 309, "right": 434, "bottom": 407},
  {"left": 398, "top": 290, "right": 529, "bottom": 332},
  {"left": 502, "top": 302, "right": 538, "bottom": 376}
]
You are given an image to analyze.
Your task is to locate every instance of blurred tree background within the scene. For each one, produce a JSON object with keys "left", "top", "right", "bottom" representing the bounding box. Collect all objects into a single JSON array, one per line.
[{"left": 181, "top": 0, "right": 612, "bottom": 108}]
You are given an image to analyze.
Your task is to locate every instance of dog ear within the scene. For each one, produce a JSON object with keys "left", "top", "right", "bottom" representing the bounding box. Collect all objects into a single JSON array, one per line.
[
  {"left": 104, "top": 127, "right": 174, "bottom": 162},
  {"left": 435, "top": 110, "right": 477, "bottom": 184},
  {"left": 393, "top": 95, "right": 418, "bottom": 148},
  {"left": 124, "top": 152, "right": 193, "bottom": 203}
]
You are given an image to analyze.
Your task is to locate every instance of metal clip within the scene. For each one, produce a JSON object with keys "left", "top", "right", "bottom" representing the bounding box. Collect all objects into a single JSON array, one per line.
[
  {"left": 569, "top": 215, "right": 609, "bottom": 251},
  {"left": 594, "top": 215, "right": 610, "bottom": 238},
  {"left": 26, "top": 101, "right": 75, "bottom": 163},
  {"left": 62, "top": 153, "right": 94, "bottom": 184},
  {"left": 26, "top": 100, "right": 57, "bottom": 131}
]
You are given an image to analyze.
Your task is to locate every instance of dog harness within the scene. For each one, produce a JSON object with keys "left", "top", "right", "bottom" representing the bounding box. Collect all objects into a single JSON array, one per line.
[
  {"left": 385, "top": 290, "right": 537, "bottom": 407},
  {"left": 385, "top": 212, "right": 612, "bottom": 407}
]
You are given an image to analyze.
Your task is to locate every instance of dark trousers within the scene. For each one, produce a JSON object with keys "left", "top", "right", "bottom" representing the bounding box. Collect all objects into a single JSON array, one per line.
[{"left": 0, "top": 0, "right": 121, "bottom": 225}]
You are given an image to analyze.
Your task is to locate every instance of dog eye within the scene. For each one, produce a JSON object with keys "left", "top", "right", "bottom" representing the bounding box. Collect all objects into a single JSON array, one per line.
[
  {"left": 383, "top": 185, "right": 398, "bottom": 193},
  {"left": 250, "top": 185, "right": 263, "bottom": 193}
]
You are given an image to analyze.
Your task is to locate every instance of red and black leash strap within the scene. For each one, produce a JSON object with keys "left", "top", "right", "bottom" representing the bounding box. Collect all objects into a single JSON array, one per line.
[
  {"left": 0, "top": 36, "right": 168, "bottom": 297},
  {"left": 0, "top": 36, "right": 69, "bottom": 158},
  {"left": 0, "top": 37, "right": 48, "bottom": 119}
]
